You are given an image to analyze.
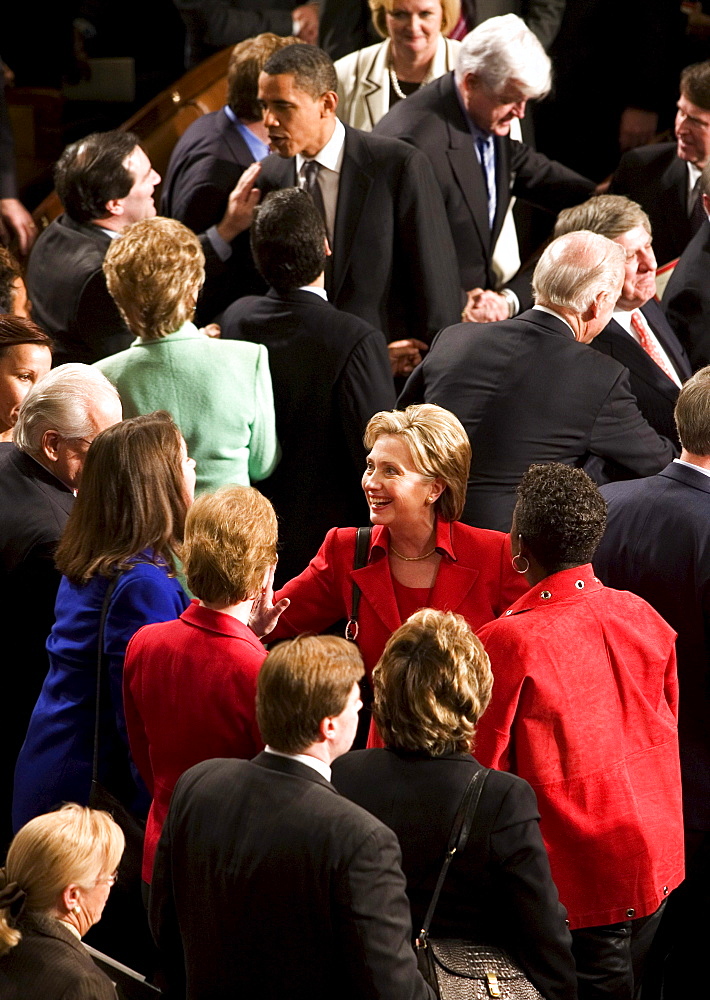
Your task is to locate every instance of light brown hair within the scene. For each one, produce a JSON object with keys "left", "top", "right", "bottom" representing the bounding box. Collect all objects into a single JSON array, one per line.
[
  {"left": 369, "top": 0, "right": 461, "bottom": 39},
  {"left": 228, "top": 33, "right": 302, "bottom": 120},
  {"left": 554, "top": 194, "right": 652, "bottom": 242},
  {"left": 675, "top": 365, "right": 710, "bottom": 455}
]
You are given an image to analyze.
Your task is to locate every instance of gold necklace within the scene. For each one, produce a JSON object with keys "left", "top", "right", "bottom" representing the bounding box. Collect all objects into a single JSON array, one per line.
[{"left": 390, "top": 544, "right": 436, "bottom": 561}]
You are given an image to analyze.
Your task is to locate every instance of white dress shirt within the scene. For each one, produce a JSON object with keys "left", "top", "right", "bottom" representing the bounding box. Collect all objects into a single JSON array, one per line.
[
  {"left": 264, "top": 745, "right": 332, "bottom": 782},
  {"left": 612, "top": 307, "right": 682, "bottom": 387},
  {"left": 296, "top": 118, "right": 346, "bottom": 242}
]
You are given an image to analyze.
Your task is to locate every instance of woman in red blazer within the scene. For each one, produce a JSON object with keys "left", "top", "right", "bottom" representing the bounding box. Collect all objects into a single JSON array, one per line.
[
  {"left": 475, "top": 463, "right": 685, "bottom": 999},
  {"left": 270, "top": 404, "right": 526, "bottom": 683},
  {"left": 124, "top": 486, "right": 277, "bottom": 883}
]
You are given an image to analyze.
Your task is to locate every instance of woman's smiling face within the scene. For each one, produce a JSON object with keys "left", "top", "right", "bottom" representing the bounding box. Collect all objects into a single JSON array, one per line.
[{"left": 362, "top": 434, "right": 442, "bottom": 527}]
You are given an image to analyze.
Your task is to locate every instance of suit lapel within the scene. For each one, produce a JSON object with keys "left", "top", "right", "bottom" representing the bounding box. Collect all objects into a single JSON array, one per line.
[
  {"left": 331, "top": 128, "right": 374, "bottom": 302},
  {"left": 641, "top": 300, "right": 691, "bottom": 380},
  {"left": 447, "top": 125, "right": 491, "bottom": 253},
  {"left": 361, "top": 43, "right": 389, "bottom": 131},
  {"left": 604, "top": 317, "right": 680, "bottom": 402}
]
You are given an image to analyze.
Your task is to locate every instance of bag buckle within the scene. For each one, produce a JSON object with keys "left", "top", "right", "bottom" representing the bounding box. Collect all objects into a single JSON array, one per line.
[
  {"left": 486, "top": 972, "right": 502, "bottom": 998},
  {"left": 344, "top": 618, "right": 359, "bottom": 641}
]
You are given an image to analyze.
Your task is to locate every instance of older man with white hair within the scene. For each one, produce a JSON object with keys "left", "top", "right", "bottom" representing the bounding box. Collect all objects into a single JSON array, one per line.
[
  {"left": 399, "top": 230, "right": 676, "bottom": 531},
  {"left": 0, "top": 364, "right": 121, "bottom": 848},
  {"left": 375, "top": 13, "right": 596, "bottom": 322}
]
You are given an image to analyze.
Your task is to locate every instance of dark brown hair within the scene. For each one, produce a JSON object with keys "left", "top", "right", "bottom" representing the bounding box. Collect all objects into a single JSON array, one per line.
[
  {"left": 55, "top": 411, "right": 189, "bottom": 583},
  {"left": 0, "top": 315, "right": 53, "bottom": 358}
]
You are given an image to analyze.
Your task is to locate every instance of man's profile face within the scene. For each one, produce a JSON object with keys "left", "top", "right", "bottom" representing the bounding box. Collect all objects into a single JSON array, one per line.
[
  {"left": 462, "top": 74, "right": 528, "bottom": 136},
  {"left": 258, "top": 72, "right": 332, "bottom": 159},
  {"left": 47, "top": 393, "right": 122, "bottom": 491},
  {"left": 675, "top": 92, "right": 710, "bottom": 168},
  {"left": 115, "top": 146, "right": 161, "bottom": 226},
  {"left": 613, "top": 224, "right": 657, "bottom": 311}
]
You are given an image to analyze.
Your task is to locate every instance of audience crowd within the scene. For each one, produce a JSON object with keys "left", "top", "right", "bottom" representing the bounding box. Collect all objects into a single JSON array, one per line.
[{"left": 1, "top": 6, "right": 709, "bottom": 1000}]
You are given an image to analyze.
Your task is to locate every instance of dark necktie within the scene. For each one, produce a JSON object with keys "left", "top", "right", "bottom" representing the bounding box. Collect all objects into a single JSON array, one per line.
[
  {"left": 689, "top": 176, "right": 706, "bottom": 237},
  {"left": 477, "top": 135, "right": 496, "bottom": 229},
  {"left": 302, "top": 160, "right": 326, "bottom": 226}
]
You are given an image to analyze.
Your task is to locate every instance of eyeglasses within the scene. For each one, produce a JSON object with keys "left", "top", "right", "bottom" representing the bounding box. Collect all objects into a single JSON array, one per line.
[{"left": 95, "top": 872, "right": 119, "bottom": 887}]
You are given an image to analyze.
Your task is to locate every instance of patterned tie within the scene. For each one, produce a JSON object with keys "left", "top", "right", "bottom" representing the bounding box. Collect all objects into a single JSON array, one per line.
[
  {"left": 301, "top": 160, "right": 326, "bottom": 226},
  {"left": 630, "top": 310, "right": 678, "bottom": 383},
  {"left": 476, "top": 136, "right": 496, "bottom": 229},
  {"left": 689, "top": 176, "right": 706, "bottom": 237}
]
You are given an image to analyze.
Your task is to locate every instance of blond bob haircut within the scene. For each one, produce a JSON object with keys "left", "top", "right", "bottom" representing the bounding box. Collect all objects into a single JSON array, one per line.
[
  {"left": 373, "top": 608, "right": 492, "bottom": 755},
  {"left": 0, "top": 804, "right": 124, "bottom": 956},
  {"left": 369, "top": 0, "right": 461, "bottom": 39},
  {"left": 103, "top": 217, "right": 205, "bottom": 341},
  {"left": 257, "top": 635, "right": 364, "bottom": 755},
  {"left": 364, "top": 404, "right": 471, "bottom": 522},
  {"left": 183, "top": 485, "right": 278, "bottom": 605},
  {"left": 554, "top": 195, "right": 652, "bottom": 243},
  {"left": 675, "top": 365, "right": 710, "bottom": 455},
  {"left": 532, "top": 231, "right": 625, "bottom": 315}
]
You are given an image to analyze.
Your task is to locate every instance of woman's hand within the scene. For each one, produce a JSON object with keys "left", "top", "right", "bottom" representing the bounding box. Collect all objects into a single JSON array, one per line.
[{"left": 249, "top": 566, "right": 290, "bottom": 638}]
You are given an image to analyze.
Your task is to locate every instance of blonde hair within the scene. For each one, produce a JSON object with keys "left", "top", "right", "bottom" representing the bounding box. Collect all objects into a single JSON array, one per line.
[
  {"left": 554, "top": 195, "right": 652, "bottom": 242},
  {"left": 364, "top": 404, "right": 471, "bottom": 522},
  {"left": 369, "top": 0, "right": 461, "bottom": 39},
  {"left": 0, "top": 804, "right": 124, "bottom": 955},
  {"left": 183, "top": 486, "right": 278, "bottom": 605},
  {"left": 373, "top": 609, "right": 493, "bottom": 754},
  {"left": 104, "top": 217, "right": 205, "bottom": 340}
]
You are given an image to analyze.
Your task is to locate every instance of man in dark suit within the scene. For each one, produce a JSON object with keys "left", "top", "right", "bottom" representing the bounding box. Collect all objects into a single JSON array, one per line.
[
  {"left": 663, "top": 162, "right": 710, "bottom": 371},
  {"left": 374, "top": 15, "right": 595, "bottom": 324},
  {"left": 0, "top": 364, "right": 121, "bottom": 852},
  {"left": 399, "top": 231, "right": 675, "bottom": 532},
  {"left": 26, "top": 130, "right": 258, "bottom": 364},
  {"left": 594, "top": 369, "right": 710, "bottom": 994},
  {"left": 554, "top": 195, "right": 691, "bottom": 456},
  {"left": 610, "top": 60, "right": 710, "bottom": 268},
  {"left": 220, "top": 188, "right": 394, "bottom": 585},
  {"left": 150, "top": 634, "right": 434, "bottom": 1000},
  {"left": 255, "top": 43, "right": 461, "bottom": 370}
]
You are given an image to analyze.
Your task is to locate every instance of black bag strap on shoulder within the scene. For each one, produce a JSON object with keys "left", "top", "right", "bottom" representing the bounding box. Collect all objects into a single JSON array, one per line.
[
  {"left": 416, "top": 767, "right": 490, "bottom": 948},
  {"left": 91, "top": 573, "right": 121, "bottom": 785},
  {"left": 345, "top": 526, "right": 372, "bottom": 641}
]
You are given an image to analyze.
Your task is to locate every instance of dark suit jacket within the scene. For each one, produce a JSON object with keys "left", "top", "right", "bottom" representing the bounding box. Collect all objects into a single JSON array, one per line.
[
  {"left": 219, "top": 287, "right": 395, "bottom": 584},
  {"left": 662, "top": 218, "right": 710, "bottom": 371},
  {"left": 161, "top": 108, "right": 262, "bottom": 321},
  {"left": 319, "top": 0, "right": 379, "bottom": 59},
  {"left": 0, "top": 444, "right": 74, "bottom": 848},
  {"left": 398, "top": 308, "right": 676, "bottom": 531},
  {"left": 594, "top": 461, "right": 710, "bottom": 832},
  {"left": 256, "top": 125, "right": 462, "bottom": 344},
  {"left": 592, "top": 298, "right": 691, "bottom": 447},
  {"left": 26, "top": 214, "right": 230, "bottom": 362},
  {"left": 174, "top": 0, "right": 298, "bottom": 67},
  {"left": 0, "top": 912, "right": 116, "bottom": 1000},
  {"left": 374, "top": 71, "right": 595, "bottom": 306},
  {"left": 332, "top": 749, "right": 576, "bottom": 1000},
  {"left": 150, "top": 752, "right": 433, "bottom": 1000},
  {"left": 610, "top": 143, "right": 691, "bottom": 268}
]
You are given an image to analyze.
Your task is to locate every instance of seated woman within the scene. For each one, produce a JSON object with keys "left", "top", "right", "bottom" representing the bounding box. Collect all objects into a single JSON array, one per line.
[
  {"left": 96, "top": 216, "right": 279, "bottom": 496},
  {"left": 124, "top": 485, "right": 281, "bottom": 884},
  {"left": 332, "top": 608, "right": 577, "bottom": 1000},
  {"left": 335, "top": 0, "right": 461, "bottom": 131},
  {"left": 0, "top": 316, "right": 52, "bottom": 443},
  {"left": 0, "top": 803, "right": 124, "bottom": 999},
  {"left": 476, "top": 463, "right": 685, "bottom": 999},
  {"left": 13, "top": 412, "right": 194, "bottom": 831}
]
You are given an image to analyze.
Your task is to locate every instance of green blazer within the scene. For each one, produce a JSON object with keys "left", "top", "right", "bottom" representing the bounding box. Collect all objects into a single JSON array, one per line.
[{"left": 95, "top": 322, "right": 279, "bottom": 495}]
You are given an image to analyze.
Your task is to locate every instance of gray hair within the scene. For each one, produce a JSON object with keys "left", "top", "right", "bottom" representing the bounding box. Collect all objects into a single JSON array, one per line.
[
  {"left": 554, "top": 195, "right": 651, "bottom": 242},
  {"left": 455, "top": 14, "right": 551, "bottom": 98},
  {"left": 13, "top": 364, "right": 120, "bottom": 456},
  {"left": 532, "top": 231, "right": 625, "bottom": 313}
]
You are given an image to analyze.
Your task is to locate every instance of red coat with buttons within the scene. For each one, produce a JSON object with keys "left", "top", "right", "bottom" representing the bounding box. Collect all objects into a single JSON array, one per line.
[{"left": 476, "top": 564, "right": 685, "bottom": 929}]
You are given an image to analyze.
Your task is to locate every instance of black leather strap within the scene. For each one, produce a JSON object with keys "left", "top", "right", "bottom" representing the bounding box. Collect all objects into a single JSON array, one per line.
[{"left": 345, "top": 526, "right": 372, "bottom": 641}]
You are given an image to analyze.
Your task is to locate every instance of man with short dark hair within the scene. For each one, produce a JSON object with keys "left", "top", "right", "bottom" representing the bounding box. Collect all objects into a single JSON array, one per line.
[
  {"left": 610, "top": 60, "right": 710, "bottom": 267},
  {"left": 26, "top": 130, "right": 258, "bottom": 364},
  {"left": 150, "top": 633, "right": 434, "bottom": 1000},
  {"left": 255, "top": 42, "right": 461, "bottom": 361},
  {"left": 220, "top": 187, "right": 394, "bottom": 584}
]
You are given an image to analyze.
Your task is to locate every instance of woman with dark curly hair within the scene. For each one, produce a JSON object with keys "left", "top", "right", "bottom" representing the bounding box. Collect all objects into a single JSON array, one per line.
[{"left": 475, "top": 463, "right": 685, "bottom": 1000}]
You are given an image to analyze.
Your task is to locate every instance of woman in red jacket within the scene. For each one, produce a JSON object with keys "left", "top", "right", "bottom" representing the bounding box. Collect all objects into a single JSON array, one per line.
[
  {"left": 476, "top": 463, "right": 685, "bottom": 1000},
  {"left": 124, "top": 485, "right": 276, "bottom": 882},
  {"left": 269, "top": 403, "right": 525, "bottom": 683}
]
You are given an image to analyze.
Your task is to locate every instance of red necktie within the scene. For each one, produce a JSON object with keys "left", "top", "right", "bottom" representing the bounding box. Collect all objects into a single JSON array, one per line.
[{"left": 630, "top": 310, "right": 677, "bottom": 383}]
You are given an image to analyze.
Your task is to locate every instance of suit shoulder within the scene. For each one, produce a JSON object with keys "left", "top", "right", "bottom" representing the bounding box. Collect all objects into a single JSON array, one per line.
[{"left": 346, "top": 125, "right": 430, "bottom": 166}]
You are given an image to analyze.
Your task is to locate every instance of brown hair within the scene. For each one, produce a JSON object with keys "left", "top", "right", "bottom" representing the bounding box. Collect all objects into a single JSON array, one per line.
[
  {"left": 364, "top": 404, "right": 471, "bottom": 521},
  {"left": 675, "top": 365, "right": 710, "bottom": 455},
  {"left": 0, "top": 247, "right": 23, "bottom": 314},
  {"left": 554, "top": 194, "right": 652, "bottom": 242},
  {"left": 0, "top": 315, "right": 53, "bottom": 358},
  {"left": 257, "top": 635, "right": 364, "bottom": 754},
  {"left": 373, "top": 609, "right": 492, "bottom": 754},
  {"left": 681, "top": 60, "right": 710, "bottom": 112},
  {"left": 103, "top": 217, "right": 205, "bottom": 341},
  {"left": 55, "top": 411, "right": 189, "bottom": 583},
  {"left": 228, "top": 33, "right": 302, "bottom": 120},
  {"left": 183, "top": 486, "right": 278, "bottom": 605},
  {"left": 369, "top": 0, "right": 461, "bottom": 39}
]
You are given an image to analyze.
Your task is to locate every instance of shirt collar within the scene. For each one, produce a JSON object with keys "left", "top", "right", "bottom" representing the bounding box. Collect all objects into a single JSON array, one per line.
[
  {"left": 297, "top": 285, "right": 328, "bottom": 300},
  {"left": 181, "top": 599, "right": 266, "bottom": 646},
  {"left": 264, "top": 746, "right": 331, "bottom": 782},
  {"left": 454, "top": 77, "right": 492, "bottom": 144},
  {"left": 611, "top": 308, "right": 636, "bottom": 332},
  {"left": 223, "top": 105, "right": 270, "bottom": 162},
  {"left": 532, "top": 304, "right": 576, "bottom": 337},
  {"left": 370, "top": 518, "right": 457, "bottom": 562},
  {"left": 502, "top": 564, "right": 602, "bottom": 617},
  {"left": 674, "top": 457, "right": 710, "bottom": 479},
  {"left": 295, "top": 117, "right": 346, "bottom": 176}
]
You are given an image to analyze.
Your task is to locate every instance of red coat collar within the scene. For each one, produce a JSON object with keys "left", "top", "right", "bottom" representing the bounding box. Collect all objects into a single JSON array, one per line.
[
  {"left": 369, "top": 518, "right": 457, "bottom": 562},
  {"left": 181, "top": 599, "right": 264, "bottom": 649},
  {"left": 503, "top": 564, "right": 603, "bottom": 616}
]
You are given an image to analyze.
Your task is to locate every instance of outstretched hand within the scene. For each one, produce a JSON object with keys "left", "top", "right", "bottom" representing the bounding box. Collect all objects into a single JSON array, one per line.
[
  {"left": 216, "top": 162, "right": 262, "bottom": 242},
  {"left": 249, "top": 565, "right": 290, "bottom": 639}
]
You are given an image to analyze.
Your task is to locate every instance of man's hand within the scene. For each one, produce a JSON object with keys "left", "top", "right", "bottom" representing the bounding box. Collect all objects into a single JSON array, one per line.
[
  {"left": 0, "top": 198, "right": 37, "bottom": 255},
  {"left": 248, "top": 566, "right": 291, "bottom": 639},
  {"left": 388, "top": 338, "right": 428, "bottom": 377},
  {"left": 293, "top": 3, "right": 319, "bottom": 44},
  {"left": 215, "top": 162, "right": 262, "bottom": 243},
  {"left": 462, "top": 288, "right": 509, "bottom": 323},
  {"left": 199, "top": 323, "right": 221, "bottom": 338},
  {"left": 618, "top": 108, "right": 658, "bottom": 153}
]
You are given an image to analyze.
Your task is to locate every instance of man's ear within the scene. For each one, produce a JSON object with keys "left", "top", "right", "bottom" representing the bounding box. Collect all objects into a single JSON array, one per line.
[
  {"left": 321, "top": 90, "right": 338, "bottom": 116},
  {"left": 41, "top": 429, "right": 61, "bottom": 465},
  {"left": 104, "top": 198, "right": 124, "bottom": 218}
]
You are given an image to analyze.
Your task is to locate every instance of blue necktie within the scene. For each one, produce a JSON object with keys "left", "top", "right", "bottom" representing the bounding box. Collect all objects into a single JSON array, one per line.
[{"left": 477, "top": 136, "right": 496, "bottom": 229}]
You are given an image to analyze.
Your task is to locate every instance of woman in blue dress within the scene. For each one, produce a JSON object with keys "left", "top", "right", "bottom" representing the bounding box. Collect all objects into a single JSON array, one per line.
[{"left": 13, "top": 411, "right": 195, "bottom": 831}]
